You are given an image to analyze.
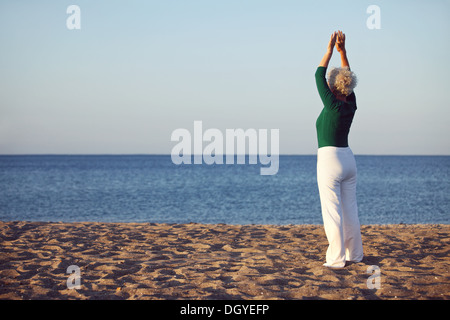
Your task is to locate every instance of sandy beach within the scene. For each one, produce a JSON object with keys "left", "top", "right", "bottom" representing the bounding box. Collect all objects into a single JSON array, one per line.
[{"left": 0, "top": 221, "right": 448, "bottom": 300}]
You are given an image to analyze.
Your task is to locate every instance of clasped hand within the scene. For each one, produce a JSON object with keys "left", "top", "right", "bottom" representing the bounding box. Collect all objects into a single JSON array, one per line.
[{"left": 327, "top": 30, "right": 346, "bottom": 54}]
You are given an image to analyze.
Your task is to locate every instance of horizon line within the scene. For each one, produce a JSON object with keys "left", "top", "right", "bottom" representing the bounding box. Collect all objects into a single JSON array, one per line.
[{"left": 0, "top": 153, "right": 449, "bottom": 157}]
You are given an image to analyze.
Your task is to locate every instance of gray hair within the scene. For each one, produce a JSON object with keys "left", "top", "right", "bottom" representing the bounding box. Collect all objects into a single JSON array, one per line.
[{"left": 327, "top": 67, "right": 358, "bottom": 96}]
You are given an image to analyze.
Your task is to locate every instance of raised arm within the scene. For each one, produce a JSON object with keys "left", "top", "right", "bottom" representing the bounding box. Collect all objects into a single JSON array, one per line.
[
  {"left": 316, "top": 32, "right": 339, "bottom": 109},
  {"left": 336, "top": 30, "right": 350, "bottom": 69},
  {"left": 318, "top": 32, "right": 337, "bottom": 68}
]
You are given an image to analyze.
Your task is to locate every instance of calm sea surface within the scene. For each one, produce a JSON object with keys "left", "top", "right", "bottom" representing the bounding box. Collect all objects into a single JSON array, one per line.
[{"left": 0, "top": 155, "right": 448, "bottom": 225}]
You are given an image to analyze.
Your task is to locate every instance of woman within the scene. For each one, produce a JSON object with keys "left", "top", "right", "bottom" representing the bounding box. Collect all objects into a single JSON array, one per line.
[{"left": 315, "top": 31, "right": 363, "bottom": 268}]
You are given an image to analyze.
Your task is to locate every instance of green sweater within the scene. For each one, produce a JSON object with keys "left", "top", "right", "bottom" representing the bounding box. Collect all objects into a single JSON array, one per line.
[{"left": 315, "top": 66, "right": 357, "bottom": 148}]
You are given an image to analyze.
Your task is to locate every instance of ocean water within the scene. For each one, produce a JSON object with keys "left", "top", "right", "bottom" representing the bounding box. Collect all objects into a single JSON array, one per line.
[{"left": 0, "top": 155, "right": 448, "bottom": 225}]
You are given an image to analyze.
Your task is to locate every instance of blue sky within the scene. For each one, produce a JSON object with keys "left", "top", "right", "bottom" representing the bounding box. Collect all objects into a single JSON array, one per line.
[{"left": 0, "top": 0, "right": 449, "bottom": 155}]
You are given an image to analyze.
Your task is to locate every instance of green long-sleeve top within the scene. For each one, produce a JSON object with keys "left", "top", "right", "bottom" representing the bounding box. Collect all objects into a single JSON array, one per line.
[{"left": 315, "top": 66, "right": 357, "bottom": 148}]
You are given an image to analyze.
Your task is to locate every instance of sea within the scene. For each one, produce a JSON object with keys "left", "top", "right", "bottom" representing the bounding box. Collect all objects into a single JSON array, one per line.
[{"left": 0, "top": 155, "right": 448, "bottom": 225}]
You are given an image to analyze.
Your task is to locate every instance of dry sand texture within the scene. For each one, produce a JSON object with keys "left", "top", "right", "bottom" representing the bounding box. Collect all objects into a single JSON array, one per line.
[{"left": 0, "top": 221, "right": 448, "bottom": 300}]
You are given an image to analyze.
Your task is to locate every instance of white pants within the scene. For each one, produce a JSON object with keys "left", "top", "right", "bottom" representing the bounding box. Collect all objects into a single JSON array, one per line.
[{"left": 317, "top": 146, "right": 363, "bottom": 268}]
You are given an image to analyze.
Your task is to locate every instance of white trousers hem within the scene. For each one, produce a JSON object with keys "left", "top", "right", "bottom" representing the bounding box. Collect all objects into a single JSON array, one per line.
[{"left": 317, "top": 146, "right": 364, "bottom": 268}]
